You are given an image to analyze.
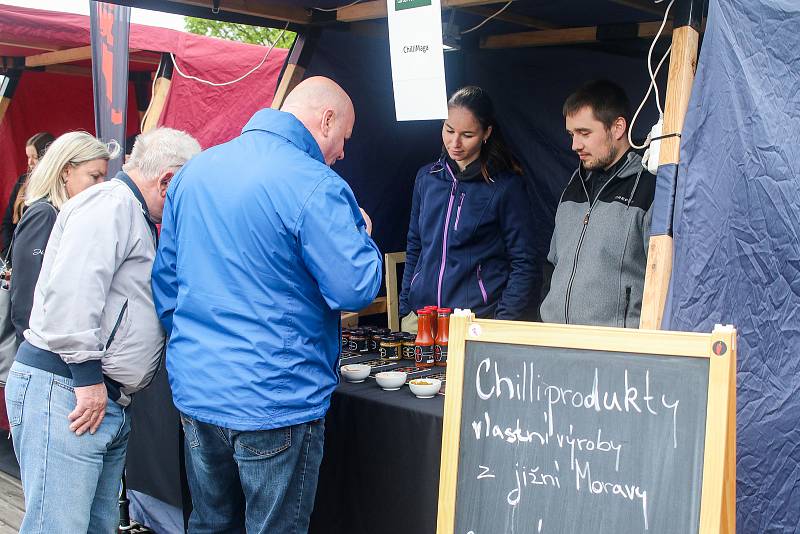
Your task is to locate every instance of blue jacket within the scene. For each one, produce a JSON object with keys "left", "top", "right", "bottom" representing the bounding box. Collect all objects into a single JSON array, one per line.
[
  {"left": 399, "top": 157, "right": 536, "bottom": 319},
  {"left": 151, "top": 109, "right": 383, "bottom": 431}
]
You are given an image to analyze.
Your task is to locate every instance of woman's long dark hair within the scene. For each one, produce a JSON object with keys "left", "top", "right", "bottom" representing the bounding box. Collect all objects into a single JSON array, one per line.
[
  {"left": 27, "top": 132, "right": 55, "bottom": 159},
  {"left": 13, "top": 132, "right": 55, "bottom": 224},
  {"left": 447, "top": 86, "right": 522, "bottom": 182}
]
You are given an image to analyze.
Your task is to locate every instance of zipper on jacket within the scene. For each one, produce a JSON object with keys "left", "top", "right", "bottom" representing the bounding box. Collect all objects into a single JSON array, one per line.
[
  {"left": 623, "top": 287, "right": 631, "bottom": 328},
  {"left": 564, "top": 162, "right": 631, "bottom": 323},
  {"left": 454, "top": 192, "right": 466, "bottom": 231},
  {"left": 437, "top": 164, "right": 459, "bottom": 307},
  {"left": 477, "top": 264, "right": 488, "bottom": 305},
  {"left": 105, "top": 300, "right": 129, "bottom": 350},
  {"left": 564, "top": 212, "right": 590, "bottom": 322}
]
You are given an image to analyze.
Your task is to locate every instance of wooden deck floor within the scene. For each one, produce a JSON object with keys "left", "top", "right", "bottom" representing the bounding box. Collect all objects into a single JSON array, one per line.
[{"left": 0, "top": 470, "right": 24, "bottom": 533}]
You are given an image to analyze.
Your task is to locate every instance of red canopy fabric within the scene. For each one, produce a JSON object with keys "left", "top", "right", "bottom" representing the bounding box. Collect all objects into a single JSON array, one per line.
[{"left": 0, "top": 3, "right": 288, "bottom": 225}]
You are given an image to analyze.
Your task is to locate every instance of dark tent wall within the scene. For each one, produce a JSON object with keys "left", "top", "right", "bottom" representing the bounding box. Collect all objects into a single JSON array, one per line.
[
  {"left": 304, "top": 26, "right": 664, "bottom": 307},
  {"left": 664, "top": 0, "right": 800, "bottom": 531}
]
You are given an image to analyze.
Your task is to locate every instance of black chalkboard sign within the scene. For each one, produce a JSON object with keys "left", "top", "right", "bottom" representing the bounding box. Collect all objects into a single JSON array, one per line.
[{"left": 437, "top": 317, "right": 736, "bottom": 534}]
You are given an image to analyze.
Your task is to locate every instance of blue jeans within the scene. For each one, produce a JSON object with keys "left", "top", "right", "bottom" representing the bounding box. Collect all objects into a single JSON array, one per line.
[
  {"left": 5, "top": 361, "right": 130, "bottom": 534},
  {"left": 180, "top": 414, "right": 325, "bottom": 534}
]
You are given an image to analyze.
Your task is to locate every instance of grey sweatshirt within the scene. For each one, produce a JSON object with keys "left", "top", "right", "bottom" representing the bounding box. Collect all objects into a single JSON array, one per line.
[{"left": 540, "top": 150, "right": 655, "bottom": 327}]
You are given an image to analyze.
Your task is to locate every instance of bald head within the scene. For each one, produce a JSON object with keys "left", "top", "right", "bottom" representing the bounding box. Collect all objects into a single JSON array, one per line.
[{"left": 281, "top": 77, "right": 355, "bottom": 166}]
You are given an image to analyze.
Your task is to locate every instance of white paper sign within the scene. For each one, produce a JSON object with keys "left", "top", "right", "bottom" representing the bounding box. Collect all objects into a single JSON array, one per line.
[{"left": 386, "top": 0, "right": 448, "bottom": 121}]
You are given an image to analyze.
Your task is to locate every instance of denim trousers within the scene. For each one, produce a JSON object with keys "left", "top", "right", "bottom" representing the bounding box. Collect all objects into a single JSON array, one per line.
[
  {"left": 5, "top": 361, "right": 130, "bottom": 534},
  {"left": 180, "top": 414, "right": 325, "bottom": 534}
]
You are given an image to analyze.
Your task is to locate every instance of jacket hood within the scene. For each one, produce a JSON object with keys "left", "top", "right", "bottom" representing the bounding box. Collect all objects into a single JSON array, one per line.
[
  {"left": 614, "top": 150, "right": 645, "bottom": 179},
  {"left": 242, "top": 108, "right": 325, "bottom": 164}
]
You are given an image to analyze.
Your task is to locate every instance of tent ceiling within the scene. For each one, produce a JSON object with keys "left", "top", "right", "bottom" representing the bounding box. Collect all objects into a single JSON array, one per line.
[{"left": 111, "top": 0, "right": 676, "bottom": 48}]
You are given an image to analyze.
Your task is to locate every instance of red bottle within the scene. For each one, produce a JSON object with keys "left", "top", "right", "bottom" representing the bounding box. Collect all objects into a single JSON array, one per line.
[
  {"left": 424, "top": 305, "right": 439, "bottom": 337},
  {"left": 415, "top": 310, "right": 435, "bottom": 368},
  {"left": 434, "top": 308, "right": 451, "bottom": 367}
]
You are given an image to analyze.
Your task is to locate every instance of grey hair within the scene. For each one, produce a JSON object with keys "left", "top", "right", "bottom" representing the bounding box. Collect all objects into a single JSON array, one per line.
[{"left": 122, "top": 128, "right": 201, "bottom": 180}]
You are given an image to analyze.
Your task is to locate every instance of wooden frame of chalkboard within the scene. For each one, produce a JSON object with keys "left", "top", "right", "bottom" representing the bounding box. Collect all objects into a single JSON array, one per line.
[{"left": 437, "top": 314, "right": 736, "bottom": 534}]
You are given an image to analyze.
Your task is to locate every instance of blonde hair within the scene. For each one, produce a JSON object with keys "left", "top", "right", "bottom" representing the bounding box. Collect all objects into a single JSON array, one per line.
[{"left": 24, "top": 131, "right": 120, "bottom": 209}]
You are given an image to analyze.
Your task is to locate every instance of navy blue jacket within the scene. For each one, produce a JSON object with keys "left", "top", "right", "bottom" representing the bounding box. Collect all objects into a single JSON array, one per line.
[{"left": 399, "top": 157, "right": 536, "bottom": 319}]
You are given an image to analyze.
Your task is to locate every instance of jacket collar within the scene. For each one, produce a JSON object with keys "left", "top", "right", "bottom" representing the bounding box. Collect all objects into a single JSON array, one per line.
[
  {"left": 431, "top": 153, "right": 490, "bottom": 182},
  {"left": 242, "top": 108, "right": 325, "bottom": 164},
  {"left": 579, "top": 148, "right": 642, "bottom": 183},
  {"left": 113, "top": 171, "right": 158, "bottom": 240}
]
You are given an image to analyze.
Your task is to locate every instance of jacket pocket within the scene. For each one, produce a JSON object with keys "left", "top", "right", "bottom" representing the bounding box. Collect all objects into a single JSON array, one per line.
[
  {"left": 623, "top": 287, "right": 631, "bottom": 328},
  {"left": 179, "top": 414, "right": 200, "bottom": 448},
  {"left": 454, "top": 192, "right": 466, "bottom": 231},
  {"left": 6, "top": 369, "right": 31, "bottom": 427},
  {"left": 409, "top": 269, "right": 421, "bottom": 290},
  {"left": 477, "top": 264, "right": 488, "bottom": 305},
  {"left": 236, "top": 426, "right": 292, "bottom": 458},
  {"left": 105, "top": 299, "right": 129, "bottom": 351}
]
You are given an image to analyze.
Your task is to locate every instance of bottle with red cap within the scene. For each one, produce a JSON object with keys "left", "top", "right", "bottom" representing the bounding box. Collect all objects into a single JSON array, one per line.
[
  {"left": 414, "top": 309, "right": 435, "bottom": 368},
  {"left": 434, "top": 308, "right": 450, "bottom": 367},
  {"left": 423, "top": 305, "right": 439, "bottom": 338}
]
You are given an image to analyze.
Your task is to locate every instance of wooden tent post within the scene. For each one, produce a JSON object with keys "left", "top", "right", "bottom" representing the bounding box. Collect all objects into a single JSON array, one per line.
[
  {"left": 640, "top": 0, "right": 703, "bottom": 330},
  {"left": 271, "top": 28, "right": 320, "bottom": 110},
  {"left": 142, "top": 53, "right": 173, "bottom": 133},
  {"left": 384, "top": 252, "right": 407, "bottom": 331},
  {"left": 0, "top": 68, "right": 22, "bottom": 127}
]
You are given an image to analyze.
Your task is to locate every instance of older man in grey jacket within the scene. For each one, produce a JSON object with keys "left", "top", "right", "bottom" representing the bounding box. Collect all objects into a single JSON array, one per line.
[{"left": 5, "top": 128, "right": 200, "bottom": 533}]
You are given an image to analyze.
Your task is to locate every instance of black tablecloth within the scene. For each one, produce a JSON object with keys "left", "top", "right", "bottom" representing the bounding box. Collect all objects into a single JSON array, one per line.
[
  {"left": 310, "top": 379, "right": 445, "bottom": 534},
  {"left": 127, "top": 366, "right": 445, "bottom": 534}
]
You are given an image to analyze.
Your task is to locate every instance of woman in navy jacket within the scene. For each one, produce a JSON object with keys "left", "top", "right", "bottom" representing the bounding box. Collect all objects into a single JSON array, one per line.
[{"left": 399, "top": 86, "right": 536, "bottom": 325}]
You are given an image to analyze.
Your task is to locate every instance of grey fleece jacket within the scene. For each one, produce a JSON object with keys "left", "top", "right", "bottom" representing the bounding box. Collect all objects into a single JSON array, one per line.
[{"left": 540, "top": 150, "right": 655, "bottom": 327}]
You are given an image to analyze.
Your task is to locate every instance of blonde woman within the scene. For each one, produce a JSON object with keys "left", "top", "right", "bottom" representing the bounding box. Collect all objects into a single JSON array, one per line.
[{"left": 10, "top": 131, "right": 119, "bottom": 341}]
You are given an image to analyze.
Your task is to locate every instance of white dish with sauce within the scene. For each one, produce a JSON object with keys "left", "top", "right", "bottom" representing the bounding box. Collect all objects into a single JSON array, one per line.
[
  {"left": 340, "top": 364, "right": 370, "bottom": 383},
  {"left": 375, "top": 371, "right": 407, "bottom": 391},
  {"left": 408, "top": 378, "right": 442, "bottom": 398}
]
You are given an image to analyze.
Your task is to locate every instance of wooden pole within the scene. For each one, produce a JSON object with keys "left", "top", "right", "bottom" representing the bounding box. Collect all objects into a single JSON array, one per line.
[
  {"left": 141, "top": 53, "right": 173, "bottom": 133},
  {"left": 25, "top": 45, "right": 93, "bottom": 68},
  {"left": 480, "top": 21, "right": 674, "bottom": 49},
  {"left": 640, "top": 0, "right": 702, "bottom": 330},
  {"left": 384, "top": 252, "right": 407, "bottom": 331},
  {"left": 0, "top": 69, "right": 22, "bottom": 128},
  {"left": 338, "top": 0, "right": 512, "bottom": 23},
  {"left": 271, "top": 29, "right": 320, "bottom": 110},
  {"left": 0, "top": 97, "right": 10, "bottom": 127}
]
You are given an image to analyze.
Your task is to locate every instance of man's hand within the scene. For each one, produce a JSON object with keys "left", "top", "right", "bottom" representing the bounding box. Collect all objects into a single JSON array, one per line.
[
  {"left": 68, "top": 383, "right": 108, "bottom": 436},
  {"left": 359, "top": 208, "right": 373, "bottom": 236}
]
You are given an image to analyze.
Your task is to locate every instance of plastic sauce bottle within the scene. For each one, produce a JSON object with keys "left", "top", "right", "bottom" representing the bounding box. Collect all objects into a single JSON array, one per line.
[
  {"left": 434, "top": 308, "right": 451, "bottom": 367},
  {"left": 415, "top": 310, "right": 435, "bottom": 368}
]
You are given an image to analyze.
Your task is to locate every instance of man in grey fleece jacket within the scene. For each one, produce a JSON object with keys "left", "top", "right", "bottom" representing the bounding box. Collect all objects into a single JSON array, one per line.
[
  {"left": 6, "top": 128, "right": 200, "bottom": 533},
  {"left": 540, "top": 80, "right": 655, "bottom": 328}
]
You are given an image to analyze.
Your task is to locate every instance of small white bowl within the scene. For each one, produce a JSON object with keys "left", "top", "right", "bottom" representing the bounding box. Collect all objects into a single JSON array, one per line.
[
  {"left": 341, "top": 364, "right": 370, "bottom": 383},
  {"left": 409, "top": 378, "right": 442, "bottom": 398},
  {"left": 375, "top": 371, "right": 407, "bottom": 391}
]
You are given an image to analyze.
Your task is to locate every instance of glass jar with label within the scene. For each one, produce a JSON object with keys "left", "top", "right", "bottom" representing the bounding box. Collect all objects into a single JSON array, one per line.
[
  {"left": 348, "top": 329, "right": 369, "bottom": 353},
  {"left": 370, "top": 328, "right": 391, "bottom": 352},
  {"left": 379, "top": 335, "right": 402, "bottom": 361},
  {"left": 401, "top": 333, "right": 416, "bottom": 361},
  {"left": 341, "top": 328, "right": 351, "bottom": 353}
]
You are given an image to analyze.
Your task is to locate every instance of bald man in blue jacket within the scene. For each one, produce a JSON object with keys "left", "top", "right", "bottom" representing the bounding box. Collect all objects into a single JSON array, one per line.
[{"left": 151, "top": 77, "right": 382, "bottom": 534}]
